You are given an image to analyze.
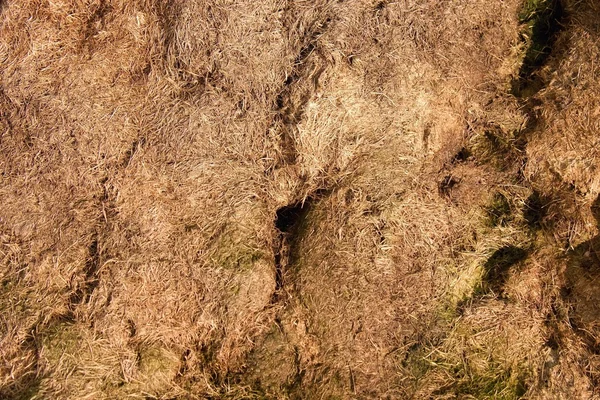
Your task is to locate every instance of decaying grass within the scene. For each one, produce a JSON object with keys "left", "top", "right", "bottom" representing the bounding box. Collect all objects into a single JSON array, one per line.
[{"left": 1, "top": 0, "right": 600, "bottom": 398}]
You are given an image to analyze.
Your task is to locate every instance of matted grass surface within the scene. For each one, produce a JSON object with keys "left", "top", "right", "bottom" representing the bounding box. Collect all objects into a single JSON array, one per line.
[{"left": 1, "top": 0, "right": 600, "bottom": 398}]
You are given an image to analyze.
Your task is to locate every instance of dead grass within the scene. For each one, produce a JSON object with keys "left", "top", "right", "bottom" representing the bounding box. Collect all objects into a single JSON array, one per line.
[{"left": 1, "top": 0, "right": 600, "bottom": 398}]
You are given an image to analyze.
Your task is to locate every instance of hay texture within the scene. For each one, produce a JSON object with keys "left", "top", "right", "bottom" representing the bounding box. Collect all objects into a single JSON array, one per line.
[{"left": 1, "top": 0, "right": 600, "bottom": 398}]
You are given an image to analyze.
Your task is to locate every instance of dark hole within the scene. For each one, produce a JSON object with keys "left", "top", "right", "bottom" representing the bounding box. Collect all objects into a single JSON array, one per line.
[
  {"left": 483, "top": 246, "right": 528, "bottom": 290},
  {"left": 296, "top": 43, "right": 316, "bottom": 66},
  {"left": 422, "top": 126, "right": 431, "bottom": 150},
  {"left": 284, "top": 75, "right": 294, "bottom": 86},
  {"left": 524, "top": 191, "right": 548, "bottom": 229},
  {"left": 521, "top": 0, "right": 565, "bottom": 69},
  {"left": 275, "top": 202, "right": 307, "bottom": 233},
  {"left": 276, "top": 92, "right": 286, "bottom": 109},
  {"left": 438, "top": 175, "right": 460, "bottom": 198},
  {"left": 452, "top": 147, "right": 472, "bottom": 164},
  {"left": 559, "top": 285, "right": 572, "bottom": 298},
  {"left": 545, "top": 334, "right": 560, "bottom": 350},
  {"left": 272, "top": 191, "right": 328, "bottom": 299},
  {"left": 127, "top": 319, "right": 137, "bottom": 338},
  {"left": 515, "top": 378, "right": 528, "bottom": 397},
  {"left": 273, "top": 201, "right": 309, "bottom": 294}
]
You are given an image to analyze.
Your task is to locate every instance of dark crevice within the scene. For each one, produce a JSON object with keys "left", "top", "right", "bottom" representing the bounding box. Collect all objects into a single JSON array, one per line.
[
  {"left": 422, "top": 125, "right": 431, "bottom": 152},
  {"left": 68, "top": 236, "right": 101, "bottom": 307},
  {"left": 265, "top": 11, "right": 337, "bottom": 302},
  {"left": 284, "top": 346, "right": 305, "bottom": 392},
  {"left": 68, "top": 180, "right": 115, "bottom": 313},
  {"left": 266, "top": 11, "right": 337, "bottom": 300},
  {"left": 272, "top": 190, "right": 329, "bottom": 302},
  {"left": 524, "top": 190, "right": 549, "bottom": 229},
  {"left": 121, "top": 137, "right": 146, "bottom": 168},
  {"left": 272, "top": 200, "right": 311, "bottom": 297},
  {"left": 126, "top": 318, "right": 137, "bottom": 338},
  {"left": 271, "top": 16, "right": 333, "bottom": 167},
  {"left": 176, "top": 349, "right": 192, "bottom": 379},
  {"left": 273, "top": 242, "right": 285, "bottom": 294},
  {"left": 275, "top": 202, "right": 309, "bottom": 233}
]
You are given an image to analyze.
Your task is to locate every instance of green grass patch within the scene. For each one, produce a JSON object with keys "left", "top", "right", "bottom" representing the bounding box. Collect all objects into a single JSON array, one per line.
[
  {"left": 439, "top": 365, "right": 528, "bottom": 399},
  {"left": 212, "top": 234, "right": 266, "bottom": 271},
  {"left": 485, "top": 193, "right": 512, "bottom": 227}
]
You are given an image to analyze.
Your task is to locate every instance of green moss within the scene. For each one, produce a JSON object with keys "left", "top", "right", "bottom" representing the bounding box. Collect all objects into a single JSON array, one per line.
[
  {"left": 138, "top": 346, "right": 179, "bottom": 379},
  {"left": 42, "top": 323, "right": 83, "bottom": 365},
  {"left": 220, "top": 248, "right": 264, "bottom": 270},
  {"left": 453, "top": 370, "right": 527, "bottom": 400},
  {"left": 470, "top": 129, "right": 523, "bottom": 172},
  {"left": 430, "top": 323, "right": 531, "bottom": 399},
  {"left": 402, "top": 344, "right": 431, "bottom": 380},
  {"left": 485, "top": 193, "right": 512, "bottom": 227},
  {"left": 447, "top": 366, "right": 528, "bottom": 399},
  {"left": 213, "top": 234, "right": 265, "bottom": 271}
]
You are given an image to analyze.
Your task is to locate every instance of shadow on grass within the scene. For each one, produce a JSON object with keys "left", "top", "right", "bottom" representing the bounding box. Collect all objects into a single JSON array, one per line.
[
  {"left": 564, "top": 195, "right": 600, "bottom": 361},
  {"left": 511, "top": 0, "right": 566, "bottom": 97},
  {"left": 482, "top": 246, "right": 529, "bottom": 294}
]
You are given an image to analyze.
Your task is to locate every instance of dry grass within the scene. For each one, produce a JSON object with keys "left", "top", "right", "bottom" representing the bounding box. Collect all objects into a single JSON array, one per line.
[{"left": 1, "top": 0, "right": 600, "bottom": 398}]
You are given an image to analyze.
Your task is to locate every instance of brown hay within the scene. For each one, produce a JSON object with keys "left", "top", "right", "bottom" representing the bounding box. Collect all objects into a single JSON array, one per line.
[{"left": 1, "top": 0, "right": 600, "bottom": 398}]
